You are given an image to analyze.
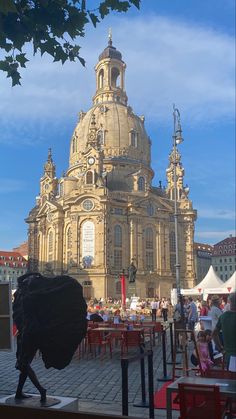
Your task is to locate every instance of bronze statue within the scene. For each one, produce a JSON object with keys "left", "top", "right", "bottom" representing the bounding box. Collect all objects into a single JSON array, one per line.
[
  {"left": 13, "top": 273, "right": 87, "bottom": 402},
  {"left": 128, "top": 262, "right": 137, "bottom": 283}
]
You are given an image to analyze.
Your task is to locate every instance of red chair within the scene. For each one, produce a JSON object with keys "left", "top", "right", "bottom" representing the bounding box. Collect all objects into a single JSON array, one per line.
[
  {"left": 121, "top": 330, "right": 144, "bottom": 355},
  {"left": 204, "top": 369, "right": 236, "bottom": 417},
  {"left": 87, "top": 321, "right": 98, "bottom": 329},
  {"left": 87, "top": 329, "right": 112, "bottom": 359},
  {"left": 178, "top": 383, "right": 229, "bottom": 419}
]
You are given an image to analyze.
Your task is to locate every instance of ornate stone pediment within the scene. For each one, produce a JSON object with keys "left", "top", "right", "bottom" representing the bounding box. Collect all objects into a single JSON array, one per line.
[{"left": 37, "top": 201, "right": 62, "bottom": 217}]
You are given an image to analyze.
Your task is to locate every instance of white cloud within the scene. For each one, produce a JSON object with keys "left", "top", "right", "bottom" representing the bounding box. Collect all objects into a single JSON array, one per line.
[
  {"left": 195, "top": 230, "right": 235, "bottom": 244},
  {"left": 0, "top": 179, "right": 26, "bottom": 194},
  {"left": 0, "top": 13, "right": 234, "bottom": 144},
  {"left": 198, "top": 208, "right": 236, "bottom": 220}
]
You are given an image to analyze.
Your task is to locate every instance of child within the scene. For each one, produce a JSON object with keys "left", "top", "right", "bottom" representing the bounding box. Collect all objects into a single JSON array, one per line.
[
  {"left": 196, "top": 331, "right": 214, "bottom": 372},
  {"left": 191, "top": 331, "right": 213, "bottom": 372}
]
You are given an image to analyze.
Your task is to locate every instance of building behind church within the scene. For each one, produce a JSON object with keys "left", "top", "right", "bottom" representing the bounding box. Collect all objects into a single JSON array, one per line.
[{"left": 26, "top": 37, "right": 197, "bottom": 300}]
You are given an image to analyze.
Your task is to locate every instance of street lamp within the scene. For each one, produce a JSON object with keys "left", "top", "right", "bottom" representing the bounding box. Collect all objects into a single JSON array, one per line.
[{"left": 172, "top": 105, "right": 185, "bottom": 324}]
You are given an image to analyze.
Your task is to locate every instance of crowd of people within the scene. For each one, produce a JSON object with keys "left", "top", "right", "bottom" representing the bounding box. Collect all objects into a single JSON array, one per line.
[
  {"left": 86, "top": 296, "right": 173, "bottom": 322},
  {"left": 173, "top": 293, "right": 236, "bottom": 373},
  {"left": 87, "top": 292, "right": 236, "bottom": 373}
]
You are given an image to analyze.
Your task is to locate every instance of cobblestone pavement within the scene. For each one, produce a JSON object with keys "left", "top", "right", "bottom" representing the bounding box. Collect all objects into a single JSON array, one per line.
[{"left": 0, "top": 333, "right": 180, "bottom": 418}]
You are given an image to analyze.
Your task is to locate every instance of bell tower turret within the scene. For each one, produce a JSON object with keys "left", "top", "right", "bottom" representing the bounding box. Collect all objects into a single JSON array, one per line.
[
  {"left": 93, "top": 30, "right": 128, "bottom": 106},
  {"left": 39, "top": 149, "right": 58, "bottom": 203}
]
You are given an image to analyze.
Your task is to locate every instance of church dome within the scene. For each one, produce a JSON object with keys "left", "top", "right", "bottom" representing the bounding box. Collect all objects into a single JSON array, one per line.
[
  {"left": 67, "top": 36, "right": 152, "bottom": 180},
  {"left": 68, "top": 102, "right": 151, "bottom": 174},
  {"left": 99, "top": 40, "right": 122, "bottom": 61}
]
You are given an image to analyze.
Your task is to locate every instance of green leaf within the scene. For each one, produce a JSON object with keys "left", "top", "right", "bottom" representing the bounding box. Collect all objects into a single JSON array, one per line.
[
  {"left": 0, "top": 0, "right": 17, "bottom": 15},
  {"left": 10, "top": 70, "right": 21, "bottom": 86},
  {"left": 88, "top": 12, "right": 100, "bottom": 27},
  {"left": 53, "top": 46, "right": 68, "bottom": 64},
  {"left": 78, "top": 56, "right": 85, "bottom": 66},
  {"left": 5, "top": 55, "right": 13, "bottom": 63},
  {"left": 129, "top": 0, "right": 140, "bottom": 8},
  {"left": 0, "top": 60, "right": 9, "bottom": 72},
  {"left": 16, "top": 53, "right": 29, "bottom": 68},
  {"left": 5, "top": 42, "right": 13, "bottom": 52},
  {"left": 99, "top": 3, "right": 109, "bottom": 19}
]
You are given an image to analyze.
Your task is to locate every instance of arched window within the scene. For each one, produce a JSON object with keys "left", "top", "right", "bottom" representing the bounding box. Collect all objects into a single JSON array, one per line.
[
  {"left": 72, "top": 137, "right": 76, "bottom": 153},
  {"left": 86, "top": 171, "right": 93, "bottom": 184},
  {"left": 116, "top": 281, "right": 121, "bottom": 294},
  {"left": 169, "top": 231, "right": 176, "bottom": 252},
  {"left": 38, "top": 234, "right": 41, "bottom": 260},
  {"left": 111, "top": 67, "right": 120, "bottom": 88},
  {"left": 114, "top": 225, "right": 122, "bottom": 247},
  {"left": 130, "top": 130, "right": 137, "bottom": 147},
  {"left": 58, "top": 181, "right": 64, "bottom": 197},
  {"left": 48, "top": 230, "right": 53, "bottom": 262},
  {"left": 169, "top": 231, "right": 176, "bottom": 275},
  {"left": 98, "top": 69, "right": 104, "bottom": 89},
  {"left": 146, "top": 228, "right": 153, "bottom": 249},
  {"left": 114, "top": 225, "right": 122, "bottom": 270},
  {"left": 97, "top": 129, "right": 105, "bottom": 145},
  {"left": 145, "top": 228, "right": 154, "bottom": 271},
  {"left": 82, "top": 221, "right": 95, "bottom": 268},
  {"left": 138, "top": 176, "right": 145, "bottom": 191}
]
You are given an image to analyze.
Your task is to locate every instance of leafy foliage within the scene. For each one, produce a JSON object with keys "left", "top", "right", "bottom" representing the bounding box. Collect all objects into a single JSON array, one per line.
[{"left": 0, "top": 0, "right": 140, "bottom": 86}]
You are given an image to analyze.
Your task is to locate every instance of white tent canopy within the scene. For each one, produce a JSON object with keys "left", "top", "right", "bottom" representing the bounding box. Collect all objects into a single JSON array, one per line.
[
  {"left": 223, "top": 272, "right": 236, "bottom": 292},
  {"left": 181, "top": 265, "right": 223, "bottom": 296},
  {"left": 194, "top": 265, "right": 223, "bottom": 291}
]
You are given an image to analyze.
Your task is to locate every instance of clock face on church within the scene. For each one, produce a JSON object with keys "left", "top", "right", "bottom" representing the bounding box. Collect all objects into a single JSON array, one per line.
[{"left": 88, "top": 156, "right": 95, "bottom": 165}]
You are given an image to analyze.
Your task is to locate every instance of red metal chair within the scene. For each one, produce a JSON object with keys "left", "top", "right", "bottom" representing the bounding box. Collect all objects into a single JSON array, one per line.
[
  {"left": 204, "top": 369, "right": 236, "bottom": 417},
  {"left": 87, "top": 329, "right": 112, "bottom": 359},
  {"left": 178, "top": 383, "right": 230, "bottom": 419},
  {"left": 87, "top": 321, "right": 98, "bottom": 329},
  {"left": 121, "top": 330, "right": 144, "bottom": 355}
]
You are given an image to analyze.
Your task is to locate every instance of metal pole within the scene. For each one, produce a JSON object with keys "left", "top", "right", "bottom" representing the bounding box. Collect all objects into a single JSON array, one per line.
[
  {"left": 157, "top": 325, "right": 171, "bottom": 381},
  {"left": 133, "top": 346, "right": 149, "bottom": 407},
  {"left": 169, "top": 321, "right": 174, "bottom": 362},
  {"left": 121, "top": 358, "right": 129, "bottom": 416},
  {"left": 147, "top": 350, "right": 154, "bottom": 419},
  {"left": 121, "top": 269, "right": 126, "bottom": 309},
  {"left": 173, "top": 106, "right": 185, "bottom": 325},
  {"left": 173, "top": 109, "right": 180, "bottom": 297},
  {"left": 140, "top": 347, "right": 146, "bottom": 404}
]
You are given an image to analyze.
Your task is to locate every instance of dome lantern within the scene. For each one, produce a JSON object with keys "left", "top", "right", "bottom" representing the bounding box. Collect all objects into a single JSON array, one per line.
[{"left": 93, "top": 31, "right": 127, "bottom": 106}]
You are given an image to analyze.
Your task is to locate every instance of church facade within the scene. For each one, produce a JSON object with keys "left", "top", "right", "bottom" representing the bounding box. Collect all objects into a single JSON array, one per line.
[{"left": 26, "top": 37, "right": 197, "bottom": 300}]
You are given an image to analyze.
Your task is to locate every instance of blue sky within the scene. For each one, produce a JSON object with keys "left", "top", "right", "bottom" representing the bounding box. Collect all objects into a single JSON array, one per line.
[{"left": 0, "top": 0, "right": 235, "bottom": 249}]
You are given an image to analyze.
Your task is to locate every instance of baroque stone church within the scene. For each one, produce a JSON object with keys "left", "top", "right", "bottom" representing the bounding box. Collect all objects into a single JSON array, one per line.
[{"left": 26, "top": 36, "right": 197, "bottom": 300}]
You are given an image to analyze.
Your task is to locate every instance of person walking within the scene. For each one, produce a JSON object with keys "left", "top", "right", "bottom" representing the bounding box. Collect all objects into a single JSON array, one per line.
[
  {"left": 161, "top": 298, "right": 169, "bottom": 322},
  {"left": 187, "top": 297, "right": 198, "bottom": 332},
  {"left": 151, "top": 299, "right": 159, "bottom": 322}
]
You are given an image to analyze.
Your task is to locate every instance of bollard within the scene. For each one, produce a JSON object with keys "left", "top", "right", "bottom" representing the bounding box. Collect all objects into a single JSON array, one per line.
[
  {"left": 157, "top": 326, "right": 171, "bottom": 382},
  {"left": 133, "top": 346, "right": 149, "bottom": 408},
  {"left": 169, "top": 322, "right": 174, "bottom": 362},
  {"left": 147, "top": 350, "right": 155, "bottom": 419},
  {"left": 167, "top": 321, "right": 179, "bottom": 365},
  {"left": 121, "top": 358, "right": 129, "bottom": 416}
]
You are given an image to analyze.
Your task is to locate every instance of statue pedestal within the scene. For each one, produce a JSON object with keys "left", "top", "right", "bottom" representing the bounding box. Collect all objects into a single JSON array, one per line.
[
  {"left": 0, "top": 394, "right": 78, "bottom": 411},
  {"left": 127, "top": 282, "right": 136, "bottom": 298}
]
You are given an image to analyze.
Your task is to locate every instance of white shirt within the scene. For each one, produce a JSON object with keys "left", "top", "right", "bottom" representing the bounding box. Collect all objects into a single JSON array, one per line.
[{"left": 151, "top": 301, "right": 158, "bottom": 309}]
